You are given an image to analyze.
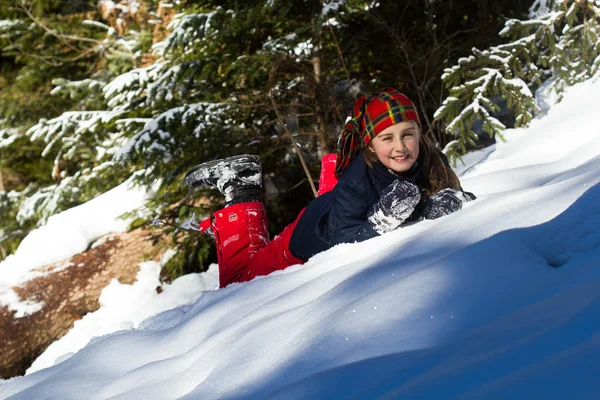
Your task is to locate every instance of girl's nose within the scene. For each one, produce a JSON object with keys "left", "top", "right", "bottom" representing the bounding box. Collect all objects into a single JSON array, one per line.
[{"left": 393, "top": 139, "right": 406, "bottom": 152}]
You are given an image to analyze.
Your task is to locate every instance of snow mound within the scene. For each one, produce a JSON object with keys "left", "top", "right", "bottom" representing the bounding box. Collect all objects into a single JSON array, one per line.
[{"left": 26, "top": 263, "right": 219, "bottom": 375}]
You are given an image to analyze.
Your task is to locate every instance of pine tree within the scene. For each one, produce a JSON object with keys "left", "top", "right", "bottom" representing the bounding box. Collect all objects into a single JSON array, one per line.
[
  {"left": 0, "top": 0, "right": 155, "bottom": 259},
  {"left": 106, "top": 1, "right": 351, "bottom": 278},
  {"left": 0, "top": 0, "right": 539, "bottom": 276},
  {"left": 436, "top": 0, "right": 600, "bottom": 162}
]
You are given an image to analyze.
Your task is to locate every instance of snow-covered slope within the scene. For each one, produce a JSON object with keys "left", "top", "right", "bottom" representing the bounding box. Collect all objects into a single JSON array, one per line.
[
  {"left": 0, "top": 175, "right": 153, "bottom": 317},
  {"left": 1, "top": 78, "right": 599, "bottom": 399}
]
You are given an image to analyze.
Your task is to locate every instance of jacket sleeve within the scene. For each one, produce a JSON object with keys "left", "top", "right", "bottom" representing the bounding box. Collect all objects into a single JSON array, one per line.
[{"left": 330, "top": 179, "right": 380, "bottom": 245}]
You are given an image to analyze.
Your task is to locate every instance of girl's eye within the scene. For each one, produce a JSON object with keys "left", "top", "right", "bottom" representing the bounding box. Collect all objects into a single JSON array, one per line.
[{"left": 382, "top": 137, "right": 393, "bottom": 141}]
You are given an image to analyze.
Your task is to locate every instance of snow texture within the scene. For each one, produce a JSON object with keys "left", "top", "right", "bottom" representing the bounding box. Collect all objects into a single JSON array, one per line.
[
  {"left": 1, "top": 77, "right": 600, "bottom": 399},
  {"left": 321, "top": 0, "right": 345, "bottom": 16},
  {"left": 82, "top": 20, "right": 111, "bottom": 31},
  {"left": 27, "top": 261, "right": 219, "bottom": 374},
  {"left": 0, "top": 19, "right": 25, "bottom": 35},
  {"left": 0, "top": 128, "right": 19, "bottom": 148},
  {"left": 367, "top": 180, "right": 420, "bottom": 235},
  {"left": 152, "top": 10, "right": 223, "bottom": 57},
  {"left": 99, "top": 0, "right": 140, "bottom": 19},
  {"left": 116, "top": 102, "right": 228, "bottom": 161},
  {"left": 103, "top": 63, "right": 167, "bottom": 110},
  {"left": 26, "top": 110, "right": 124, "bottom": 159}
]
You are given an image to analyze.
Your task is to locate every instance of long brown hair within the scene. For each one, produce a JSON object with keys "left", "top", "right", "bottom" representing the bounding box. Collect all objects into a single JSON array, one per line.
[{"left": 364, "top": 128, "right": 460, "bottom": 197}]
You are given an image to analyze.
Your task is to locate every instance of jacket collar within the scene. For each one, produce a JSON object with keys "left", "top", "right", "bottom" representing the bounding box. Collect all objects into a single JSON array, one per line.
[{"left": 368, "top": 158, "right": 421, "bottom": 195}]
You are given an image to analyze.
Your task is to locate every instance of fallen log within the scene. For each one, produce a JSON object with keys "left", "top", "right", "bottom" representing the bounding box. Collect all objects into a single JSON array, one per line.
[{"left": 0, "top": 228, "right": 163, "bottom": 378}]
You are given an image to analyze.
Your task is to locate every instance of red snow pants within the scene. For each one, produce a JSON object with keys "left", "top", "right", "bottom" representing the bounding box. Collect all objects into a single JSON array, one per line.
[
  {"left": 209, "top": 153, "right": 339, "bottom": 288},
  {"left": 212, "top": 202, "right": 305, "bottom": 288}
]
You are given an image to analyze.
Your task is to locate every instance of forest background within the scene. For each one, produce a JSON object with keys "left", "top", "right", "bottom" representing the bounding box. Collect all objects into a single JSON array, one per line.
[{"left": 1, "top": 0, "right": 597, "bottom": 281}]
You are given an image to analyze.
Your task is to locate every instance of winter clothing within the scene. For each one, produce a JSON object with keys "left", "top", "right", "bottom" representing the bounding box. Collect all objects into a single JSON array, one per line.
[
  {"left": 187, "top": 155, "right": 306, "bottom": 287},
  {"left": 212, "top": 202, "right": 304, "bottom": 288},
  {"left": 187, "top": 88, "right": 475, "bottom": 288},
  {"left": 422, "top": 188, "right": 474, "bottom": 220},
  {"left": 190, "top": 149, "right": 474, "bottom": 287},
  {"left": 185, "top": 154, "right": 262, "bottom": 207},
  {"left": 288, "top": 152, "right": 425, "bottom": 262},
  {"left": 205, "top": 151, "right": 423, "bottom": 287},
  {"left": 367, "top": 180, "right": 421, "bottom": 235},
  {"left": 194, "top": 150, "right": 473, "bottom": 287},
  {"left": 335, "top": 88, "right": 421, "bottom": 177},
  {"left": 317, "top": 153, "right": 339, "bottom": 196}
]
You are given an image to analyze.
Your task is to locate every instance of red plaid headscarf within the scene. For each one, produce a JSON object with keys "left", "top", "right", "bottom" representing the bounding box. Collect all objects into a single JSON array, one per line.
[{"left": 335, "top": 88, "right": 421, "bottom": 177}]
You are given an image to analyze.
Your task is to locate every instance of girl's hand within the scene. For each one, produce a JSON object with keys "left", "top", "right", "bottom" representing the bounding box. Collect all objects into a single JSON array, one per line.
[
  {"left": 367, "top": 180, "right": 421, "bottom": 235},
  {"left": 422, "top": 188, "right": 473, "bottom": 220}
]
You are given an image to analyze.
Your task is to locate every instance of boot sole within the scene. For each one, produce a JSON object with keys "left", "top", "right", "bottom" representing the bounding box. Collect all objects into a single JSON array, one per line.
[{"left": 184, "top": 154, "right": 261, "bottom": 188}]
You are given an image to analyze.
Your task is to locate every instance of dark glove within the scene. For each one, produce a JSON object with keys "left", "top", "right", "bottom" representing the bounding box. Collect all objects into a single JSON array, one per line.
[
  {"left": 422, "top": 188, "right": 471, "bottom": 220},
  {"left": 367, "top": 180, "right": 421, "bottom": 235}
]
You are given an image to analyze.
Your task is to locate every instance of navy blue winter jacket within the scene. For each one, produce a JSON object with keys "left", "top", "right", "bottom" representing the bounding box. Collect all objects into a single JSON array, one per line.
[{"left": 288, "top": 152, "right": 426, "bottom": 262}]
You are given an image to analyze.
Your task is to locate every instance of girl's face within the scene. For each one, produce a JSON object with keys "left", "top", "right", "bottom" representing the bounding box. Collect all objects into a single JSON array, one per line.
[{"left": 370, "top": 121, "right": 420, "bottom": 174}]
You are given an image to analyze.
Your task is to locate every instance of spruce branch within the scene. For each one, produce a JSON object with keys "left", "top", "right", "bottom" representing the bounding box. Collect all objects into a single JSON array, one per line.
[
  {"left": 435, "top": 0, "right": 599, "bottom": 161},
  {"left": 18, "top": 1, "right": 101, "bottom": 49}
]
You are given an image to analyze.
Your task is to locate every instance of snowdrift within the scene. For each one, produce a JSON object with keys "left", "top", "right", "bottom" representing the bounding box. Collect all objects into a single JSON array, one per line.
[{"left": 1, "top": 78, "right": 599, "bottom": 399}]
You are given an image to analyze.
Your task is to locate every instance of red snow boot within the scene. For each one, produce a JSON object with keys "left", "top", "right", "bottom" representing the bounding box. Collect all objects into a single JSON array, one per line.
[{"left": 212, "top": 202, "right": 304, "bottom": 288}]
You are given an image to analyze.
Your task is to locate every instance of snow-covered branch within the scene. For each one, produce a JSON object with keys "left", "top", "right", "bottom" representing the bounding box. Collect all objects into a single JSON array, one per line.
[
  {"left": 436, "top": 0, "right": 600, "bottom": 161},
  {"left": 116, "top": 102, "right": 230, "bottom": 161}
]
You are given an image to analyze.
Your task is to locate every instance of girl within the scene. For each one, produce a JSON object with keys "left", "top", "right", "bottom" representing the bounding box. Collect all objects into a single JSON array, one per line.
[{"left": 185, "top": 88, "right": 474, "bottom": 288}]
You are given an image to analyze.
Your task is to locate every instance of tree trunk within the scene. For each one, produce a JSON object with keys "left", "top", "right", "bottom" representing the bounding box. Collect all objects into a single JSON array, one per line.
[
  {"left": 0, "top": 228, "right": 164, "bottom": 378},
  {"left": 311, "top": 55, "right": 331, "bottom": 156},
  {"left": 476, "top": 0, "right": 490, "bottom": 47}
]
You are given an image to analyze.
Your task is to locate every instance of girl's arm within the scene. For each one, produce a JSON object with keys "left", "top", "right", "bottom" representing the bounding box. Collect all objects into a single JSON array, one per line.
[
  {"left": 331, "top": 179, "right": 421, "bottom": 244},
  {"left": 330, "top": 180, "right": 379, "bottom": 244}
]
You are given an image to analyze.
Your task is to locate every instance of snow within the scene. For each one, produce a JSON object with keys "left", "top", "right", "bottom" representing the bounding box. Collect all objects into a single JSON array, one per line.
[
  {"left": 495, "top": 33, "right": 537, "bottom": 51},
  {"left": 99, "top": 0, "right": 140, "bottom": 19},
  {"left": 0, "top": 128, "right": 19, "bottom": 148},
  {"left": 27, "top": 261, "right": 219, "bottom": 374},
  {"left": 0, "top": 174, "right": 154, "bottom": 317},
  {"left": 82, "top": 20, "right": 111, "bottom": 31},
  {"left": 321, "top": 0, "right": 344, "bottom": 16},
  {"left": 528, "top": 0, "right": 552, "bottom": 19},
  {"left": 1, "top": 77, "right": 600, "bottom": 398},
  {"left": 444, "top": 67, "right": 532, "bottom": 135},
  {"left": 261, "top": 33, "right": 317, "bottom": 60},
  {"left": 26, "top": 110, "right": 124, "bottom": 158},
  {"left": 262, "top": 33, "right": 299, "bottom": 54},
  {"left": 115, "top": 102, "right": 229, "bottom": 161},
  {"left": 103, "top": 63, "right": 167, "bottom": 110},
  {"left": 0, "top": 19, "right": 24, "bottom": 34},
  {"left": 153, "top": 10, "right": 223, "bottom": 57}
]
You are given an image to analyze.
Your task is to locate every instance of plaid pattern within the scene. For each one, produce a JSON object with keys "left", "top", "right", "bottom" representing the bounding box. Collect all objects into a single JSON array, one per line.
[{"left": 335, "top": 88, "right": 420, "bottom": 177}]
